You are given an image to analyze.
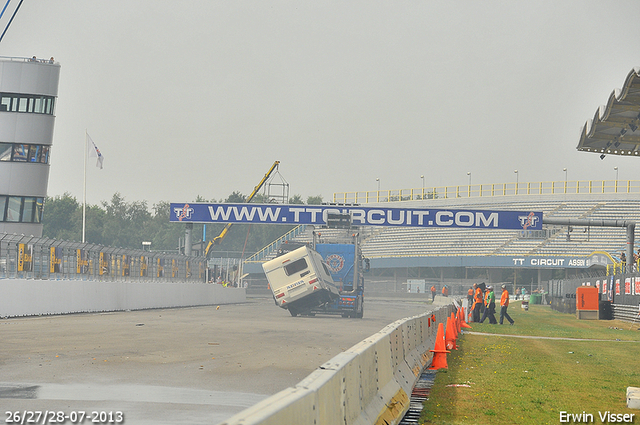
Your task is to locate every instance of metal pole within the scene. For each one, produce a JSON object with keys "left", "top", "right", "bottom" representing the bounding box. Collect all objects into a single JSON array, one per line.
[
  {"left": 185, "top": 223, "right": 192, "bottom": 256},
  {"left": 626, "top": 222, "right": 635, "bottom": 273},
  {"left": 83, "top": 130, "right": 87, "bottom": 243}
]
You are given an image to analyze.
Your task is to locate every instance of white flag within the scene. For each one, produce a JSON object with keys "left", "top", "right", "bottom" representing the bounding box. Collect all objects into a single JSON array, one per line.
[{"left": 87, "top": 134, "right": 104, "bottom": 169}]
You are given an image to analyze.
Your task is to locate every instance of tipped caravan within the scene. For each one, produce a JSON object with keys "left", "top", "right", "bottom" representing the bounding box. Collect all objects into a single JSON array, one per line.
[{"left": 262, "top": 245, "right": 339, "bottom": 316}]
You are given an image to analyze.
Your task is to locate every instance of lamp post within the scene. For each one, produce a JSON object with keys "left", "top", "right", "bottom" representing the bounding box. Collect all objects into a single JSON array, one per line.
[
  {"left": 376, "top": 177, "right": 380, "bottom": 191},
  {"left": 420, "top": 175, "right": 425, "bottom": 200},
  {"left": 514, "top": 170, "right": 519, "bottom": 194},
  {"left": 614, "top": 166, "right": 619, "bottom": 192},
  {"left": 563, "top": 168, "right": 567, "bottom": 193},
  {"left": 467, "top": 172, "right": 471, "bottom": 197}
]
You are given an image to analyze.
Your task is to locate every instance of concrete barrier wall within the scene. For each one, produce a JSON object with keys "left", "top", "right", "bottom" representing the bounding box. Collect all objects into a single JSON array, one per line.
[
  {"left": 0, "top": 279, "right": 246, "bottom": 317},
  {"left": 219, "top": 303, "right": 456, "bottom": 425}
]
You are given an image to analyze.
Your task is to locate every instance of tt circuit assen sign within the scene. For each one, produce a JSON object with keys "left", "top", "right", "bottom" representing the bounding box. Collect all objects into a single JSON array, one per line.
[{"left": 170, "top": 203, "right": 543, "bottom": 230}]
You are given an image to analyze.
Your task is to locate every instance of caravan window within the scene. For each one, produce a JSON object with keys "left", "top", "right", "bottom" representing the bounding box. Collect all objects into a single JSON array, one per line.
[{"left": 284, "top": 258, "right": 308, "bottom": 276}]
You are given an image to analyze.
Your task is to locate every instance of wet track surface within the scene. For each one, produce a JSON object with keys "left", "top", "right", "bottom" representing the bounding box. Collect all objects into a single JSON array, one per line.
[{"left": 0, "top": 297, "right": 434, "bottom": 424}]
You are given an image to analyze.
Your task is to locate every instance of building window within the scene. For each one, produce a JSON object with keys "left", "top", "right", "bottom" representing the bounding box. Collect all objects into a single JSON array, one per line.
[
  {"left": 40, "top": 146, "right": 50, "bottom": 164},
  {"left": 0, "top": 196, "right": 6, "bottom": 221},
  {"left": 28, "top": 145, "right": 40, "bottom": 162},
  {"left": 0, "top": 92, "right": 56, "bottom": 115},
  {"left": 6, "top": 196, "right": 21, "bottom": 222},
  {"left": 0, "top": 196, "right": 45, "bottom": 223},
  {"left": 0, "top": 143, "right": 11, "bottom": 161},
  {"left": 34, "top": 197, "right": 43, "bottom": 223},
  {"left": 0, "top": 142, "right": 50, "bottom": 164},
  {"left": 13, "top": 144, "right": 28, "bottom": 161},
  {"left": 22, "top": 197, "right": 35, "bottom": 222}
]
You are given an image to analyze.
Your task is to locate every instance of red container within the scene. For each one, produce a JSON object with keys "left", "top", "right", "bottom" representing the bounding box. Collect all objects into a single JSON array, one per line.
[{"left": 576, "top": 286, "right": 599, "bottom": 319}]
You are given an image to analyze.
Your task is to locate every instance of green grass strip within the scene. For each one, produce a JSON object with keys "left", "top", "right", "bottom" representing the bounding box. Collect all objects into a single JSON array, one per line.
[{"left": 421, "top": 302, "right": 640, "bottom": 425}]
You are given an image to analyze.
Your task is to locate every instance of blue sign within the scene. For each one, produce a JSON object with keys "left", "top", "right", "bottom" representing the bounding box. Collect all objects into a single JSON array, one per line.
[{"left": 170, "top": 203, "right": 543, "bottom": 230}]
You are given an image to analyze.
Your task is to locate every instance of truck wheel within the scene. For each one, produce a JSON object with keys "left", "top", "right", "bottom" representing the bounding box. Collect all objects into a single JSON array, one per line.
[
  {"left": 289, "top": 308, "right": 298, "bottom": 317},
  {"left": 355, "top": 310, "right": 363, "bottom": 319}
]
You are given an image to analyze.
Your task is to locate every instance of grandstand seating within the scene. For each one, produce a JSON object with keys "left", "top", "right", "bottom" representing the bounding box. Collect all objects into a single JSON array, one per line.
[
  {"left": 359, "top": 198, "right": 640, "bottom": 260},
  {"left": 246, "top": 196, "right": 640, "bottom": 264}
]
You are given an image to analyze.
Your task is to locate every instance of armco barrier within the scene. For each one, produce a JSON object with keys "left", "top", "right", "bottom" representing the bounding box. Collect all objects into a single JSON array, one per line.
[{"left": 219, "top": 303, "right": 455, "bottom": 425}]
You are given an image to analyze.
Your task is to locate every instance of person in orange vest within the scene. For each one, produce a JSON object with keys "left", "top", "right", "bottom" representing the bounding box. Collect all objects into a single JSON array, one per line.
[
  {"left": 479, "top": 286, "right": 497, "bottom": 324},
  {"left": 499, "top": 284, "right": 515, "bottom": 325},
  {"left": 431, "top": 285, "right": 436, "bottom": 302},
  {"left": 467, "top": 285, "right": 474, "bottom": 307},
  {"left": 441, "top": 285, "right": 448, "bottom": 297},
  {"left": 472, "top": 283, "right": 483, "bottom": 322}
]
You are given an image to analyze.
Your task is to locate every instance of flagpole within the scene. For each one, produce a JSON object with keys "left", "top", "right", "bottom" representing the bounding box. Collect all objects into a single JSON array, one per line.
[{"left": 82, "top": 130, "right": 87, "bottom": 243}]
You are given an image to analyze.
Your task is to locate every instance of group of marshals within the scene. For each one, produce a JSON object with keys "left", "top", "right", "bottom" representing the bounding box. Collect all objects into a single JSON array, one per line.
[{"left": 471, "top": 283, "right": 514, "bottom": 325}]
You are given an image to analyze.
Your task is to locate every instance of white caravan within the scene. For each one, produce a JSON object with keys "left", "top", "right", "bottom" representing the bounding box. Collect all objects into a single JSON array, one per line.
[{"left": 262, "top": 245, "right": 339, "bottom": 316}]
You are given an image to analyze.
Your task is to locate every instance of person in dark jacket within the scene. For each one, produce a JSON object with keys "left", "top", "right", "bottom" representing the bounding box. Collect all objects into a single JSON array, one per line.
[{"left": 479, "top": 286, "right": 497, "bottom": 324}]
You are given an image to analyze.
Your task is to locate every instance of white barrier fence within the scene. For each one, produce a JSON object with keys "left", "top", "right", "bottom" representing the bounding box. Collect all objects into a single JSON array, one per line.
[
  {"left": 219, "top": 303, "right": 455, "bottom": 425},
  {"left": 0, "top": 279, "right": 246, "bottom": 317}
]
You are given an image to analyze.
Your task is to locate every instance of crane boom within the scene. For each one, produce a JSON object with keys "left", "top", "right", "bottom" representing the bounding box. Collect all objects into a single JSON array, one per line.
[{"left": 204, "top": 161, "right": 280, "bottom": 258}]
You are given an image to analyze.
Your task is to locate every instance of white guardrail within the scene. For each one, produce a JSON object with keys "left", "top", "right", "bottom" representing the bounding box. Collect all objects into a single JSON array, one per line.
[{"left": 218, "top": 303, "right": 455, "bottom": 425}]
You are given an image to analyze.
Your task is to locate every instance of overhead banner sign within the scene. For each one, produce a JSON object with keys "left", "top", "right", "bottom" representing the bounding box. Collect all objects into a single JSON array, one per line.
[{"left": 170, "top": 203, "right": 543, "bottom": 230}]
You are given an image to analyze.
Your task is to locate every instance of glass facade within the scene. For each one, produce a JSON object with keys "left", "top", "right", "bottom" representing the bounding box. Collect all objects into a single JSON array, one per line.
[
  {"left": 0, "top": 142, "right": 50, "bottom": 164},
  {"left": 0, "top": 92, "right": 56, "bottom": 115},
  {"left": 0, "top": 195, "right": 45, "bottom": 223}
]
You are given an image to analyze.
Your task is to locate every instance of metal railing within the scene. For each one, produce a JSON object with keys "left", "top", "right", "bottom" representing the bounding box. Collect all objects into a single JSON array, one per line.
[
  {"left": 607, "top": 260, "right": 640, "bottom": 276},
  {"left": 0, "top": 233, "right": 205, "bottom": 282},
  {"left": 333, "top": 180, "right": 640, "bottom": 204},
  {"left": 244, "top": 225, "right": 308, "bottom": 263},
  {"left": 0, "top": 55, "right": 58, "bottom": 65}
]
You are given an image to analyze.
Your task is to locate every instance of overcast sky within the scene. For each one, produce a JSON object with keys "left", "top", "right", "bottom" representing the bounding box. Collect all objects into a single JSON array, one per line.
[{"left": 2, "top": 1, "right": 640, "bottom": 206}]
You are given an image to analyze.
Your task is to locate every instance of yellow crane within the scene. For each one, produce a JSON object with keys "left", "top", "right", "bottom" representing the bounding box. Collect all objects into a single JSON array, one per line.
[{"left": 204, "top": 160, "right": 281, "bottom": 258}]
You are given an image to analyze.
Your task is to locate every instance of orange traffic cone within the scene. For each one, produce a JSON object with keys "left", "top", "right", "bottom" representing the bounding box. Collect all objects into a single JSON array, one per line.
[
  {"left": 445, "top": 316, "right": 457, "bottom": 350},
  {"left": 451, "top": 312, "right": 459, "bottom": 339},
  {"left": 461, "top": 306, "right": 472, "bottom": 329},
  {"left": 429, "top": 322, "right": 450, "bottom": 370}
]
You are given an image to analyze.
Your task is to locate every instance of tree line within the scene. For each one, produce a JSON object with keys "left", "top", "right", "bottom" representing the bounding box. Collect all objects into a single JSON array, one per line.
[{"left": 42, "top": 192, "right": 324, "bottom": 256}]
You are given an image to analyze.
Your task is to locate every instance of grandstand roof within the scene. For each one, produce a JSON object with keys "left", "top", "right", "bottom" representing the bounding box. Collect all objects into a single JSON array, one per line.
[{"left": 577, "top": 67, "right": 640, "bottom": 158}]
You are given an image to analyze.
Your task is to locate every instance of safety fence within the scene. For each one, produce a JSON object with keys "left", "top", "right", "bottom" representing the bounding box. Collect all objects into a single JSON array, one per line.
[
  {"left": 333, "top": 179, "right": 640, "bottom": 204},
  {"left": 0, "top": 233, "right": 205, "bottom": 282},
  {"left": 548, "top": 273, "right": 640, "bottom": 320},
  {"left": 219, "top": 303, "right": 455, "bottom": 425}
]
